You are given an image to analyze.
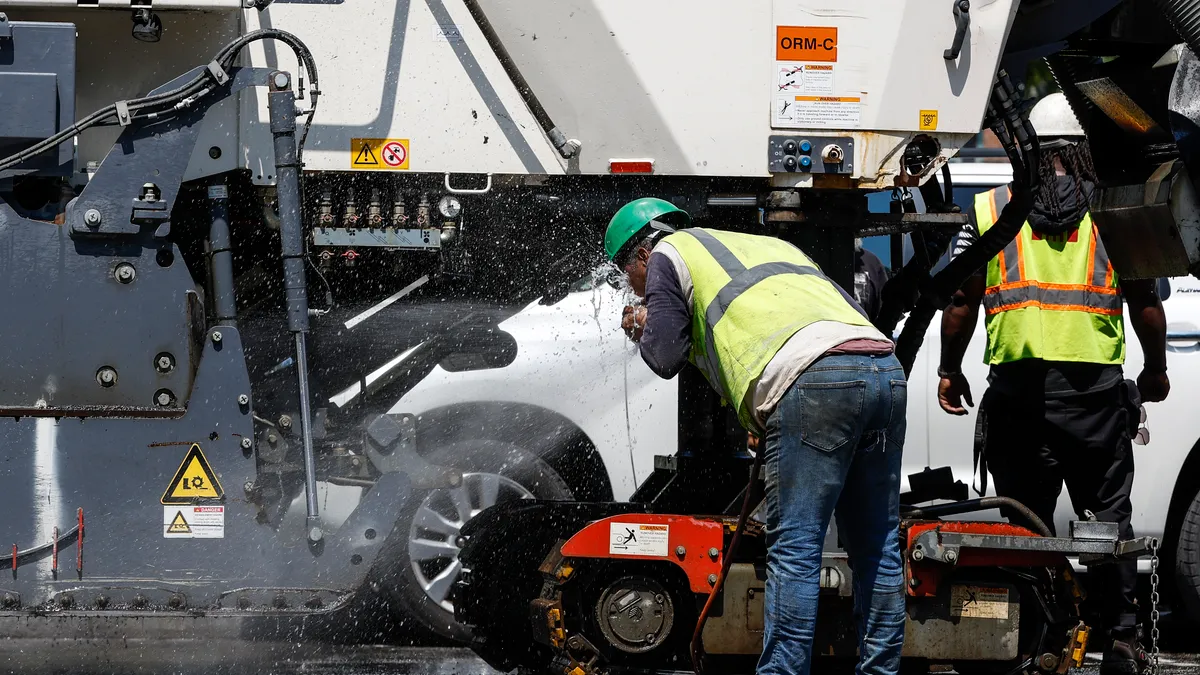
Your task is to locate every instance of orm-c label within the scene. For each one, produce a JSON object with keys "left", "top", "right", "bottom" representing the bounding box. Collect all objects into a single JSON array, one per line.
[{"left": 776, "top": 26, "right": 838, "bottom": 62}]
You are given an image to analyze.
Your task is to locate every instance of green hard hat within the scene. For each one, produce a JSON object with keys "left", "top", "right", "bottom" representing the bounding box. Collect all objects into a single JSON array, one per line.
[{"left": 605, "top": 198, "right": 692, "bottom": 262}]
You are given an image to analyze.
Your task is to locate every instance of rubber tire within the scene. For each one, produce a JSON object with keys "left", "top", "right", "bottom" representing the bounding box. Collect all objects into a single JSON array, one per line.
[
  {"left": 383, "top": 439, "right": 573, "bottom": 643},
  {"left": 1174, "top": 488, "right": 1200, "bottom": 621}
]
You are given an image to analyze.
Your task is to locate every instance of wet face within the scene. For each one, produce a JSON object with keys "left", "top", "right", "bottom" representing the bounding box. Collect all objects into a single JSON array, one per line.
[{"left": 623, "top": 247, "right": 651, "bottom": 298}]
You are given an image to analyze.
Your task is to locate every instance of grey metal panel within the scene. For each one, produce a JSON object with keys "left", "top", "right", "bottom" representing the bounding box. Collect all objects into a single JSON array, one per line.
[
  {"left": 311, "top": 228, "right": 442, "bottom": 249},
  {"left": 0, "top": 72, "right": 58, "bottom": 139},
  {"left": 0, "top": 19, "right": 75, "bottom": 176}
]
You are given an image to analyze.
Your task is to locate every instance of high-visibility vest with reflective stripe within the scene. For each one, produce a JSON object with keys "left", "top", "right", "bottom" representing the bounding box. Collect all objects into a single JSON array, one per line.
[
  {"left": 976, "top": 187, "right": 1125, "bottom": 366},
  {"left": 663, "top": 228, "right": 873, "bottom": 430}
]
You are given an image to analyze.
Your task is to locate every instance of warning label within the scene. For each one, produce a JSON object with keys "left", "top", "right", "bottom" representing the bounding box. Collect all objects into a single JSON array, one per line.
[
  {"left": 777, "top": 63, "right": 834, "bottom": 95},
  {"left": 951, "top": 585, "right": 1011, "bottom": 619},
  {"left": 350, "top": 138, "right": 410, "bottom": 170},
  {"left": 919, "top": 109, "right": 939, "bottom": 131},
  {"left": 775, "top": 95, "right": 861, "bottom": 129},
  {"left": 161, "top": 443, "right": 224, "bottom": 505},
  {"left": 776, "top": 26, "right": 838, "bottom": 62},
  {"left": 608, "top": 522, "right": 670, "bottom": 557},
  {"left": 163, "top": 505, "right": 225, "bottom": 539}
]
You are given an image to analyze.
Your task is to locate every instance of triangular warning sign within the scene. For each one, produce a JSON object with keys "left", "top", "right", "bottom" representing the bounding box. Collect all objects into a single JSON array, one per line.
[
  {"left": 161, "top": 443, "right": 224, "bottom": 504},
  {"left": 353, "top": 142, "right": 379, "bottom": 167},
  {"left": 167, "top": 511, "right": 192, "bottom": 534}
]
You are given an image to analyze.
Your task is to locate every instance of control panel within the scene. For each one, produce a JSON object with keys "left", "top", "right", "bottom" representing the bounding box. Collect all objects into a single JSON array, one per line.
[{"left": 767, "top": 135, "right": 855, "bottom": 175}]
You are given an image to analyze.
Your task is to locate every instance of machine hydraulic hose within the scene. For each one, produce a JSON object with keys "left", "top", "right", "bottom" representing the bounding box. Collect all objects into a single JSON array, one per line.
[
  {"left": 1153, "top": 0, "right": 1200, "bottom": 57},
  {"left": 894, "top": 71, "right": 1040, "bottom": 375},
  {"left": 903, "top": 497, "right": 1053, "bottom": 538}
]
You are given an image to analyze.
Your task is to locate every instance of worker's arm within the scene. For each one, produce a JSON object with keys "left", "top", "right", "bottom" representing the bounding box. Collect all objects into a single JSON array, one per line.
[
  {"left": 938, "top": 272, "right": 986, "bottom": 415},
  {"left": 1123, "top": 278, "right": 1170, "bottom": 402},
  {"left": 633, "top": 252, "right": 692, "bottom": 379}
]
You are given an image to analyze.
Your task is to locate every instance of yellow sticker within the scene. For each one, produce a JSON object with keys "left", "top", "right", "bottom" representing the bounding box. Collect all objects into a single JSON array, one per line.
[
  {"left": 166, "top": 511, "right": 192, "bottom": 534},
  {"left": 350, "top": 138, "right": 410, "bottom": 170},
  {"left": 161, "top": 443, "right": 224, "bottom": 504},
  {"left": 919, "top": 109, "right": 939, "bottom": 131}
]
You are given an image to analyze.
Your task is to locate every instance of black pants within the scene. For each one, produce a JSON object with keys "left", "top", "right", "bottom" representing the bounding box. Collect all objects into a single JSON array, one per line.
[{"left": 979, "top": 383, "right": 1138, "bottom": 637}]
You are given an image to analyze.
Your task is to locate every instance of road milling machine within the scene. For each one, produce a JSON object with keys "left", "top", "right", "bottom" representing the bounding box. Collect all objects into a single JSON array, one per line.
[{"left": 0, "top": 0, "right": 1198, "bottom": 672}]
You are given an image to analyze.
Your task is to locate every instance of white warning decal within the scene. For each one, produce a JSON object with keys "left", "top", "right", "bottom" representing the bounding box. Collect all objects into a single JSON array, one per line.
[
  {"left": 608, "top": 522, "right": 669, "bottom": 557},
  {"left": 951, "top": 585, "right": 1011, "bottom": 619},
  {"left": 163, "top": 505, "right": 225, "bottom": 539}
]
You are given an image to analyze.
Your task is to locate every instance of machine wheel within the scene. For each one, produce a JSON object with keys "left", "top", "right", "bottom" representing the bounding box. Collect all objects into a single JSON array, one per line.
[
  {"left": 388, "top": 439, "right": 573, "bottom": 642},
  {"left": 1174, "top": 487, "right": 1200, "bottom": 620}
]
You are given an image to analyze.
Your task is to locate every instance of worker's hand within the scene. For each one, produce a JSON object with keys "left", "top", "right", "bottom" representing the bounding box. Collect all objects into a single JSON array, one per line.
[
  {"left": 622, "top": 305, "right": 647, "bottom": 342},
  {"left": 938, "top": 373, "right": 974, "bottom": 415},
  {"left": 1138, "top": 368, "right": 1171, "bottom": 403}
]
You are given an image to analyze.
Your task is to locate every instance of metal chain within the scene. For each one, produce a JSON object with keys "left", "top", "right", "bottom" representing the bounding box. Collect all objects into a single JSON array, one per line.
[{"left": 1149, "top": 537, "right": 1161, "bottom": 675}]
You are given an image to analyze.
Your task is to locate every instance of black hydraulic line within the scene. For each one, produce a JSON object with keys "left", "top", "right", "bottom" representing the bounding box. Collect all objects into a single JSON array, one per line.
[
  {"left": 894, "top": 72, "right": 1039, "bottom": 375},
  {"left": 903, "top": 497, "right": 1053, "bottom": 537},
  {"left": 460, "top": 0, "right": 580, "bottom": 159},
  {"left": 269, "top": 75, "right": 321, "bottom": 545},
  {"left": 208, "top": 180, "right": 238, "bottom": 326},
  {"left": 1152, "top": 0, "right": 1200, "bottom": 59},
  {"left": 691, "top": 448, "right": 764, "bottom": 674}
]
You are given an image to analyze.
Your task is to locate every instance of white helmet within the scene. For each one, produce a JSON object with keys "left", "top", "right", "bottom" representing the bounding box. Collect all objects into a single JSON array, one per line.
[{"left": 1027, "top": 92, "right": 1085, "bottom": 142}]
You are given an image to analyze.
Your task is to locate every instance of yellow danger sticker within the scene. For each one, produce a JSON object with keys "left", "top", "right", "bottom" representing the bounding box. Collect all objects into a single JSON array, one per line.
[
  {"left": 351, "top": 138, "right": 410, "bottom": 170},
  {"left": 161, "top": 443, "right": 224, "bottom": 504},
  {"left": 919, "top": 109, "right": 939, "bottom": 131}
]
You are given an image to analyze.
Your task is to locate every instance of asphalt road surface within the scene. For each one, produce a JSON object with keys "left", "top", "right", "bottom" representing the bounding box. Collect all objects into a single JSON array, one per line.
[{"left": 4, "top": 644, "right": 1200, "bottom": 675}]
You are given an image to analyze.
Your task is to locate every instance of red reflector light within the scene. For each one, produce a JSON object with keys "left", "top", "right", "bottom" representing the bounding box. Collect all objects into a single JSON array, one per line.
[{"left": 609, "top": 160, "right": 655, "bottom": 174}]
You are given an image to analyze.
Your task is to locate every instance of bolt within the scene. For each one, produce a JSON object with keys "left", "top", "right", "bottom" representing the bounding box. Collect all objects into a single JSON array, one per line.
[
  {"left": 272, "top": 594, "right": 289, "bottom": 609},
  {"left": 83, "top": 209, "right": 102, "bottom": 227},
  {"left": 748, "top": 589, "right": 755, "bottom": 598},
  {"left": 58, "top": 594, "right": 75, "bottom": 609},
  {"left": 308, "top": 526, "right": 324, "bottom": 543},
  {"left": 114, "top": 263, "right": 136, "bottom": 284},
  {"left": 241, "top": 437, "right": 253, "bottom": 450},
  {"left": 96, "top": 367, "right": 118, "bottom": 388},
  {"left": 131, "top": 594, "right": 148, "bottom": 609},
  {"left": 2, "top": 593, "right": 19, "bottom": 609},
  {"left": 709, "top": 547, "right": 720, "bottom": 559},
  {"left": 654, "top": 594, "right": 664, "bottom": 604},
  {"left": 237, "top": 394, "right": 249, "bottom": 406},
  {"left": 911, "top": 547, "right": 925, "bottom": 562},
  {"left": 211, "top": 331, "right": 223, "bottom": 344},
  {"left": 237, "top": 596, "right": 252, "bottom": 609},
  {"left": 141, "top": 183, "right": 160, "bottom": 202},
  {"left": 675, "top": 545, "right": 686, "bottom": 557},
  {"left": 944, "top": 549, "right": 958, "bottom": 564},
  {"left": 244, "top": 481, "right": 255, "bottom": 495},
  {"left": 94, "top": 595, "right": 110, "bottom": 609},
  {"left": 909, "top": 578, "right": 921, "bottom": 589},
  {"left": 278, "top": 415, "right": 293, "bottom": 430},
  {"left": 155, "top": 354, "right": 174, "bottom": 372},
  {"left": 1039, "top": 653, "right": 1060, "bottom": 671},
  {"left": 707, "top": 574, "right": 718, "bottom": 586},
  {"left": 156, "top": 391, "right": 173, "bottom": 407},
  {"left": 167, "top": 595, "right": 185, "bottom": 609},
  {"left": 350, "top": 457, "right": 362, "bottom": 469},
  {"left": 267, "top": 433, "right": 278, "bottom": 445},
  {"left": 273, "top": 72, "right": 290, "bottom": 89},
  {"left": 645, "top": 633, "right": 655, "bottom": 644}
]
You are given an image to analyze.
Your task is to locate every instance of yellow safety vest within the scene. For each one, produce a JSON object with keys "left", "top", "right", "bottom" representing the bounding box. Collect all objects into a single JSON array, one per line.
[
  {"left": 975, "top": 187, "right": 1125, "bottom": 366},
  {"left": 663, "top": 228, "right": 873, "bottom": 430}
]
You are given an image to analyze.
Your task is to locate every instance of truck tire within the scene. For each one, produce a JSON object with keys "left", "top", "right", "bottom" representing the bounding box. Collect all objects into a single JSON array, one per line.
[
  {"left": 1175, "top": 488, "right": 1200, "bottom": 620},
  {"left": 384, "top": 439, "right": 573, "bottom": 642}
]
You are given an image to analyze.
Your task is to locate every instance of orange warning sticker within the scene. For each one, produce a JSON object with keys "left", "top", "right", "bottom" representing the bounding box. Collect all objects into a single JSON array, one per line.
[
  {"left": 776, "top": 26, "right": 838, "bottom": 62},
  {"left": 351, "top": 138, "right": 410, "bottom": 171},
  {"left": 161, "top": 443, "right": 224, "bottom": 504},
  {"left": 919, "top": 109, "right": 939, "bottom": 131}
]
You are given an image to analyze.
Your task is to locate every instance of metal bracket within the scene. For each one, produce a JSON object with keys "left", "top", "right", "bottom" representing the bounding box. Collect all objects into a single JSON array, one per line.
[
  {"left": 114, "top": 100, "right": 132, "bottom": 127},
  {"left": 362, "top": 413, "right": 461, "bottom": 489},
  {"left": 944, "top": 0, "right": 971, "bottom": 60},
  {"left": 911, "top": 525, "right": 1154, "bottom": 567},
  {"left": 0, "top": 14, "right": 11, "bottom": 40}
]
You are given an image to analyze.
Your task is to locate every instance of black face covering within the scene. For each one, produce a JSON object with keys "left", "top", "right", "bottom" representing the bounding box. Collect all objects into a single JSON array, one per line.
[{"left": 1028, "top": 174, "right": 1094, "bottom": 236}]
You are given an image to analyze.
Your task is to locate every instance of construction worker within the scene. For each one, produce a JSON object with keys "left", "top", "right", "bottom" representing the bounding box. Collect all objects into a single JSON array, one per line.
[
  {"left": 937, "top": 92, "right": 1169, "bottom": 675},
  {"left": 606, "top": 199, "right": 906, "bottom": 675}
]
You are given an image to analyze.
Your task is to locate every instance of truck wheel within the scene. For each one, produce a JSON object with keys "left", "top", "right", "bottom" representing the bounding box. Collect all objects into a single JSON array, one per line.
[
  {"left": 389, "top": 439, "right": 573, "bottom": 642},
  {"left": 1175, "top": 488, "right": 1200, "bottom": 620}
]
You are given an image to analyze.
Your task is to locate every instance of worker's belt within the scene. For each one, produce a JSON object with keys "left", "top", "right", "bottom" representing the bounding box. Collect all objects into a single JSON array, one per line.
[{"left": 983, "top": 281, "right": 1123, "bottom": 316}]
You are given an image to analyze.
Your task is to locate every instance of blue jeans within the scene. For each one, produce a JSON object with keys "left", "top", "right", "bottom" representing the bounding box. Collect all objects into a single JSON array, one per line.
[{"left": 757, "top": 353, "right": 907, "bottom": 675}]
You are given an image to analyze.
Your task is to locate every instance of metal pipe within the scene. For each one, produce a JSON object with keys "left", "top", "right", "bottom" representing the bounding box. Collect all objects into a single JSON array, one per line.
[
  {"left": 904, "top": 497, "right": 1053, "bottom": 538},
  {"left": 268, "top": 72, "right": 321, "bottom": 544},
  {"left": 460, "top": 0, "right": 580, "bottom": 159},
  {"left": 208, "top": 181, "right": 237, "bottom": 326}
]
